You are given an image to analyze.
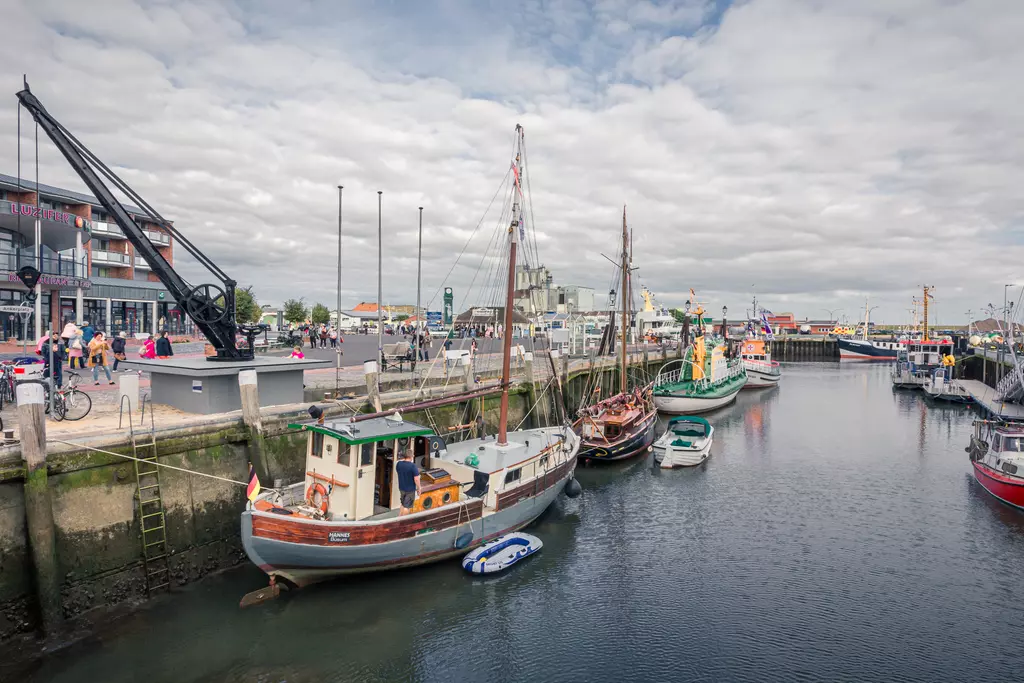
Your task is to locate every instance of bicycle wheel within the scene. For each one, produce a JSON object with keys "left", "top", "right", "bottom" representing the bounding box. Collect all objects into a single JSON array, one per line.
[
  {"left": 52, "top": 394, "right": 67, "bottom": 421},
  {"left": 60, "top": 389, "right": 92, "bottom": 421}
]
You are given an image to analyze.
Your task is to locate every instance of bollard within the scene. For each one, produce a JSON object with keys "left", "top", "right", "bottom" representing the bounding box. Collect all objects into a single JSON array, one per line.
[
  {"left": 364, "top": 360, "right": 382, "bottom": 412},
  {"left": 118, "top": 372, "right": 140, "bottom": 417},
  {"left": 18, "top": 382, "right": 62, "bottom": 635},
  {"left": 239, "top": 370, "right": 270, "bottom": 482}
]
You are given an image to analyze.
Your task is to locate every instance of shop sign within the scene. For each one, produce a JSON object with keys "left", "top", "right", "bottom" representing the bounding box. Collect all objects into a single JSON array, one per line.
[
  {"left": 5, "top": 272, "right": 92, "bottom": 289},
  {"left": 5, "top": 202, "right": 89, "bottom": 230}
]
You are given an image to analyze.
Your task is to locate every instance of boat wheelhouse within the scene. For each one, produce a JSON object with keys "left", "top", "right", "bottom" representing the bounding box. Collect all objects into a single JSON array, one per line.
[
  {"left": 242, "top": 414, "right": 579, "bottom": 587},
  {"left": 892, "top": 339, "right": 954, "bottom": 389},
  {"left": 968, "top": 420, "right": 1024, "bottom": 510}
]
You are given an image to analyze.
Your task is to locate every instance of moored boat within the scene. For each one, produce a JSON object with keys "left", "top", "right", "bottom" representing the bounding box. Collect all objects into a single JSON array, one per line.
[
  {"left": 653, "top": 416, "right": 714, "bottom": 468},
  {"left": 967, "top": 420, "right": 1024, "bottom": 510},
  {"left": 653, "top": 296, "right": 746, "bottom": 414},
  {"left": 240, "top": 124, "right": 581, "bottom": 591},
  {"left": 738, "top": 338, "right": 781, "bottom": 388},
  {"left": 575, "top": 207, "right": 657, "bottom": 461}
]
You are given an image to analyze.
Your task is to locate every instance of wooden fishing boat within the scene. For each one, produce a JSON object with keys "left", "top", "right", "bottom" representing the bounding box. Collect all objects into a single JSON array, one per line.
[
  {"left": 240, "top": 125, "right": 581, "bottom": 593},
  {"left": 575, "top": 208, "right": 657, "bottom": 461}
]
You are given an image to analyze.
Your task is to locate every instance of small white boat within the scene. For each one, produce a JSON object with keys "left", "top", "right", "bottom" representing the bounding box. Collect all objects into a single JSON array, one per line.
[
  {"left": 653, "top": 416, "right": 714, "bottom": 468},
  {"left": 462, "top": 532, "right": 543, "bottom": 574}
]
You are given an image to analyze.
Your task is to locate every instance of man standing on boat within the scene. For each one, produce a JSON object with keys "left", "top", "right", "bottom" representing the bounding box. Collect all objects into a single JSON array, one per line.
[{"left": 396, "top": 449, "right": 420, "bottom": 516}]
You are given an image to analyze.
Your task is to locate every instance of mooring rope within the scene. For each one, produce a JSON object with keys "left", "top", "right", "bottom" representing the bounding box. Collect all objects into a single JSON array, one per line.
[{"left": 48, "top": 439, "right": 275, "bottom": 491}]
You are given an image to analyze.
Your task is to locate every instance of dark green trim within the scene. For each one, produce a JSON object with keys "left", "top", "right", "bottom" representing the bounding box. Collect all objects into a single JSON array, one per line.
[{"left": 287, "top": 423, "right": 433, "bottom": 445}]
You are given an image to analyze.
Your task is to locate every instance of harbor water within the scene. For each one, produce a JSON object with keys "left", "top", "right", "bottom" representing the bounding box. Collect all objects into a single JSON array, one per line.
[{"left": 17, "top": 363, "right": 1024, "bottom": 682}]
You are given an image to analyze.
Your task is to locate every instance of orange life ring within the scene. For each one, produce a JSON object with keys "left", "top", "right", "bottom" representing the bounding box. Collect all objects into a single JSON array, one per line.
[{"left": 306, "top": 482, "right": 329, "bottom": 514}]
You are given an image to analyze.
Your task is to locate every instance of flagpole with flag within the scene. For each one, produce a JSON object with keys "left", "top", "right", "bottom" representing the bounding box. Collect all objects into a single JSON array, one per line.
[{"left": 246, "top": 462, "right": 261, "bottom": 505}]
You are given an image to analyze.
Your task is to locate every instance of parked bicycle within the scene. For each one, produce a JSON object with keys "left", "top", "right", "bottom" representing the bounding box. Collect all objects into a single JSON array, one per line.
[{"left": 47, "top": 372, "right": 93, "bottom": 421}]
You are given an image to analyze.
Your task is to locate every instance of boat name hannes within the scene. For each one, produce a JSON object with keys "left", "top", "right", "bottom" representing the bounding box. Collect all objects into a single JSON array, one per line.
[{"left": 328, "top": 532, "right": 350, "bottom": 543}]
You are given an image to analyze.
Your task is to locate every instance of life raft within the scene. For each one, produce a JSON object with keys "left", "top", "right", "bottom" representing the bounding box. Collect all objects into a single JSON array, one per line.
[
  {"left": 306, "top": 482, "right": 329, "bottom": 515},
  {"left": 461, "top": 532, "right": 542, "bottom": 575}
]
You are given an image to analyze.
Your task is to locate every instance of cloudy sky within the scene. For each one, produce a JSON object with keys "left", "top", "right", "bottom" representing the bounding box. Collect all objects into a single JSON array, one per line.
[{"left": 3, "top": 0, "right": 1023, "bottom": 324}]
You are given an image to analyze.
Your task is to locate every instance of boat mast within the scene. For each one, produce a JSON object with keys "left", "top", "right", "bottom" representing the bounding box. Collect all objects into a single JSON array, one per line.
[
  {"left": 620, "top": 206, "right": 629, "bottom": 395},
  {"left": 497, "top": 125, "right": 524, "bottom": 446},
  {"left": 863, "top": 298, "right": 869, "bottom": 341},
  {"left": 922, "top": 285, "right": 932, "bottom": 341}
]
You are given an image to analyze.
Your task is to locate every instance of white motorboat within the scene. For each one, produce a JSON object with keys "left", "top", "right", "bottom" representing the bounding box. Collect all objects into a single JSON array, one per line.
[{"left": 653, "top": 416, "right": 714, "bottom": 468}]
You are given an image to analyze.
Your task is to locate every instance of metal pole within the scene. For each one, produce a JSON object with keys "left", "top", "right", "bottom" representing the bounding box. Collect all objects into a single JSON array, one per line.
[
  {"left": 377, "top": 191, "right": 383, "bottom": 382},
  {"left": 414, "top": 206, "right": 423, "bottom": 368},
  {"left": 336, "top": 185, "right": 343, "bottom": 395},
  {"left": 34, "top": 122, "right": 41, "bottom": 340},
  {"left": 48, "top": 326, "right": 55, "bottom": 415}
]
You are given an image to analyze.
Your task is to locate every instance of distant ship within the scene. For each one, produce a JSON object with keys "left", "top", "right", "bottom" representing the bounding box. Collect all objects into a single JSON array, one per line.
[{"left": 839, "top": 298, "right": 900, "bottom": 361}]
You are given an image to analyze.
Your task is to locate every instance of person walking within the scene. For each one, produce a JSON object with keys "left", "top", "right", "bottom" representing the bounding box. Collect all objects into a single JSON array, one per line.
[
  {"left": 329, "top": 327, "right": 338, "bottom": 349},
  {"left": 309, "top": 326, "right": 317, "bottom": 351},
  {"left": 43, "top": 331, "right": 66, "bottom": 390},
  {"left": 68, "top": 331, "right": 85, "bottom": 370},
  {"left": 319, "top": 325, "right": 328, "bottom": 348},
  {"left": 396, "top": 448, "right": 420, "bottom": 516},
  {"left": 155, "top": 331, "right": 174, "bottom": 357},
  {"left": 87, "top": 332, "right": 115, "bottom": 385},
  {"left": 111, "top": 332, "right": 127, "bottom": 371},
  {"left": 418, "top": 328, "right": 430, "bottom": 361},
  {"left": 80, "top": 320, "right": 95, "bottom": 346}
]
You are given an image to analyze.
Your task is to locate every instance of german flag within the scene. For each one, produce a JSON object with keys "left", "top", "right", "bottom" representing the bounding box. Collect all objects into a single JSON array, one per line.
[{"left": 246, "top": 463, "right": 261, "bottom": 502}]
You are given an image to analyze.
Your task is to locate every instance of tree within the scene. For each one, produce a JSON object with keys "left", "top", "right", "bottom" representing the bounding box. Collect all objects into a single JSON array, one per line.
[
  {"left": 283, "top": 298, "right": 309, "bottom": 324},
  {"left": 670, "top": 308, "right": 688, "bottom": 323},
  {"left": 310, "top": 303, "right": 331, "bottom": 325},
  {"left": 233, "top": 286, "right": 262, "bottom": 324}
]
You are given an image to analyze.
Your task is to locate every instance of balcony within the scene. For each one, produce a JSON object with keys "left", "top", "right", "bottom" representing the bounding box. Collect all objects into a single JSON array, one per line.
[
  {"left": 91, "top": 220, "right": 125, "bottom": 238},
  {"left": 145, "top": 230, "right": 170, "bottom": 246},
  {"left": 134, "top": 256, "right": 151, "bottom": 270},
  {"left": 0, "top": 249, "right": 87, "bottom": 279},
  {"left": 91, "top": 249, "right": 130, "bottom": 266}
]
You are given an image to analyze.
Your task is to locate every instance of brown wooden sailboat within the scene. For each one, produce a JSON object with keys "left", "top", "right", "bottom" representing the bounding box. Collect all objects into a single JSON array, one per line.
[
  {"left": 575, "top": 208, "right": 657, "bottom": 461},
  {"left": 240, "top": 125, "right": 581, "bottom": 596}
]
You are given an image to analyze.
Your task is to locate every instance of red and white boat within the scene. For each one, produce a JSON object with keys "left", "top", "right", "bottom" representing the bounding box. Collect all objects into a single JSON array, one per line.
[
  {"left": 967, "top": 420, "right": 1024, "bottom": 510},
  {"left": 738, "top": 338, "right": 781, "bottom": 388}
]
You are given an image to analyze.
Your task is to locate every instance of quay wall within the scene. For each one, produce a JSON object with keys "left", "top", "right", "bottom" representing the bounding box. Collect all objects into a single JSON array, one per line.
[
  {"left": 0, "top": 387, "right": 538, "bottom": 640},
  {"left": 961, "top": 352, "right": 1015, "bottom": 389}
]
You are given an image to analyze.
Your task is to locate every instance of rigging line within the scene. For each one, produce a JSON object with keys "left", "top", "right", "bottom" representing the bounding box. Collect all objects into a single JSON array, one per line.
[
  {"left": 514, "top": 376, "right": 557, "bottom": 431},
  {"left": 48, "top": 439, "right": 273, "bottom": 491},
  {"left": 418, "top": 166, "right": 511, "bottom": 312},
  {"left": 35, "top": 121, "right": 39, "bottom": 274},
  {"left": 520, "top": 139, "right": 541, "bottom": 269}
]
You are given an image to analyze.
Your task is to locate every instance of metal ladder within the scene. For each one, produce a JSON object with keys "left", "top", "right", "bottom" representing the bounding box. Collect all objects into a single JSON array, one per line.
[{"left": 119, "top": 394, "right": 171, "bottom": 596}]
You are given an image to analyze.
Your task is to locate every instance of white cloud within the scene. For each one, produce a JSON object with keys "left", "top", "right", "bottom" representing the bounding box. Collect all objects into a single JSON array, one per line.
[{"left": 0, "top": 0, "right": 1022, "bottom": 325}]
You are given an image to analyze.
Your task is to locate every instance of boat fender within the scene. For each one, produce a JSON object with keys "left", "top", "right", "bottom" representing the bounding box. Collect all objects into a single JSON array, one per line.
[
  {"left": 563, "top": 477, "right": 582, "bottom": 498},
  {"left": 455, "top": 532, "right": 475, "bottom": 549},
  {"left": 306, "top": 482, "right": 330, "bottom": 515}
]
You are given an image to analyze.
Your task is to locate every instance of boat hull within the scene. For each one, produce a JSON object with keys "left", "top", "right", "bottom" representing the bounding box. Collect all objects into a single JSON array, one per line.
[
  {"left": 577, "top": 410, "right": 657, "bottom": 461},
  {"left": 653, "top": 388, "right": 740, "bottom": 415},
  {"left": 839, "top": 338, "right": 898, "bottom": 361},
  {"left": 972, "top": 461, "right": 1024, "bottom": 510},
  {"left": 742, "top": 369, "right": 781, "bottom": 388},
  {"left": 241, "top": 456, "right": 577, "bottom": 587},
  {"left": 654, "top": 439, "right": 712, "bottom": 468}
]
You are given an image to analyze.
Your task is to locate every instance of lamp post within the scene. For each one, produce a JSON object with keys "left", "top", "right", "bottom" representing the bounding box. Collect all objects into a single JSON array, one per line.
[
  {"left": 822, "top": 307, "right": 843, "bottom": 323},
  {"left": 722, "top": 305, "right": 728, "bottom": 339}
]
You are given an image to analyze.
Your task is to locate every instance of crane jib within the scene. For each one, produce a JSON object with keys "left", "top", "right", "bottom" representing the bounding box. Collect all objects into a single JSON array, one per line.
[{"left": 15, "top": 80, "right": 257, "bottom": 361}]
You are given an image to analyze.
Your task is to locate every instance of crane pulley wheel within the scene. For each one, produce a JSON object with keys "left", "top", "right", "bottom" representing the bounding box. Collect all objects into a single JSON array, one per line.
[{"left": 185, "top": 283, "right": 229, "bottom": 324}]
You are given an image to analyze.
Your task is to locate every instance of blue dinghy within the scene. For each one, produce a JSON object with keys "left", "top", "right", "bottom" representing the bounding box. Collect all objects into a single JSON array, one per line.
[{"left": 461, "top": 532, "right": 542, "bottom": 575}]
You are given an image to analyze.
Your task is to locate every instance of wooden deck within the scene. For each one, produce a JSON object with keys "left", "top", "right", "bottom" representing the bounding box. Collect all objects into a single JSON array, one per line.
[{"left": 959, "top": 380, "right": 1024, "bottom": 420}]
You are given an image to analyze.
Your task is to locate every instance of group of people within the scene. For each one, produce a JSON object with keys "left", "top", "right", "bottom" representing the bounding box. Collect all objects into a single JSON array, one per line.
[
  {"left": 37, "top": 320, "right": 175, "bottom": 388},
  {"left": 302, "top": 324, "right": 341, "bottom": 350}
]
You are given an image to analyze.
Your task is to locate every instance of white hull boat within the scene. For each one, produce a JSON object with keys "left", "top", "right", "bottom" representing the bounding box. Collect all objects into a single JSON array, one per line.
[
  {"left": 653, "top": 389, "right": 740, "bottom": 415},
  {"left": 653, "top": 416, "right": 714, "bottom": 468}
]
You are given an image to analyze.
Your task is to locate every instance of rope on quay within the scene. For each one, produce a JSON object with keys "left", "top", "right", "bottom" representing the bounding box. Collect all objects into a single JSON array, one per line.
[{"left": 47, "top": 439, "right": 274, "bottom": 491}]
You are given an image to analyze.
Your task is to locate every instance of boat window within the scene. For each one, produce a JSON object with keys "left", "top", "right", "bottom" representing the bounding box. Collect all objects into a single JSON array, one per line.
[
  {"left": 311, "top": 432, "right": 324, "bottom": 458},
  {"left": 361, "top": 443, "right": 375, "bottom": 466},
  {"left": 1001, "top": 436, "right": 1024, "bottom": 452},
  {"left": 605, "top": 424, "right": 621, "bottom": 439},
  {"left": 337, "top": 443, "right": 351, "bottom": 467},
  {"left": 539, "top": 456, "right": 549, "bottom": 469},
  {"left": 504, "top": 468, "right": 522, "bottom": 485},
  {"left": 993, "top": 435, "right": 1003, "bottom": 451}
]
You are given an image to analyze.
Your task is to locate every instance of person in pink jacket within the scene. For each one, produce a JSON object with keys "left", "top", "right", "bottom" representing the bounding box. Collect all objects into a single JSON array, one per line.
[{"left": 140, "top": 337, "right": 157, "bottom": 359}]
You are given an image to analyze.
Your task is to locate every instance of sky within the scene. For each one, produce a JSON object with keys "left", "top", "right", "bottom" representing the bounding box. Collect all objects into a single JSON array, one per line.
[{"left": 2, "top": 0, "right": 1023, "bottom": 325}]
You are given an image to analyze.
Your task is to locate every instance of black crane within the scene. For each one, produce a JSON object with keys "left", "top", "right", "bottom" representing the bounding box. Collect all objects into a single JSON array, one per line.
[{"left": 16, "top": 79, "right": 264, "bottom": 360}]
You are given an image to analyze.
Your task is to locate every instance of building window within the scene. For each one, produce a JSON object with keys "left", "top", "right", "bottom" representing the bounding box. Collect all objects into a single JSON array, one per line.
[
  {"left": 91, "top": 266, "right": 109, "bottom": 278},
  {"left": 504, "top": 468, "right": 522, "bottom": 485}
]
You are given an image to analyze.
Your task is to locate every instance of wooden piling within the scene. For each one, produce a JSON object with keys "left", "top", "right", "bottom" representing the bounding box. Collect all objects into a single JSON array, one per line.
[
  {"left": 239, "top": 369, "right": 270, "bottom": 483},
  {"left": 18, "top": 382, "right": 62, "bottom": 635},
  {"left": 364, "top": 360, "right": 382, "bottom": 412}
]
